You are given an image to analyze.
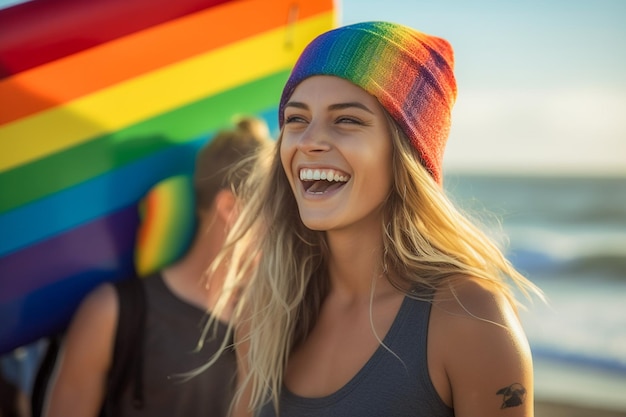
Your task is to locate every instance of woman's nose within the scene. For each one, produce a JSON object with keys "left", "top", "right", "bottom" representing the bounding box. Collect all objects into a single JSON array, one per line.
[{"left": 296, "top": 121, "right": 331, "bottom": 153}]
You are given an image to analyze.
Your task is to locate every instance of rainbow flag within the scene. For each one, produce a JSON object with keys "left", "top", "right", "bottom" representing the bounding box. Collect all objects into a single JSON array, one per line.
[{"left": 0, "top": 0, "right": 336, "bottom": 353}]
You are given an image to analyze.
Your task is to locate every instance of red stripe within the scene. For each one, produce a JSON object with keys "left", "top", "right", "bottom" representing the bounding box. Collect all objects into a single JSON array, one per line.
[
  {"left": 0, "top": 0, "right": 232, "bottom": 77},
  {"left": 0, "top": 0, "right": 333, "bottom": 124}
]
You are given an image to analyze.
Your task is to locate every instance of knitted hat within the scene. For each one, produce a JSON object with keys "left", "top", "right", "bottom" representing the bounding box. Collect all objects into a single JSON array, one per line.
[{"left": 279, "top": 21, "right": 457, "bottom": 184}]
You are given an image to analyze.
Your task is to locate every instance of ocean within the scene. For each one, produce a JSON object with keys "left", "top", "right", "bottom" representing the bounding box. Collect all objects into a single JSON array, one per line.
[{"left": 444, "top": 174, "right": 626, "bottom": 409}]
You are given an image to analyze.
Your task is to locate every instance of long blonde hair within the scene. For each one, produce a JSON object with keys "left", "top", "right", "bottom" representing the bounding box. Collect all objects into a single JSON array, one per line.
[{"left": 210, "top": 112, "right": 542, "bottom": 413}]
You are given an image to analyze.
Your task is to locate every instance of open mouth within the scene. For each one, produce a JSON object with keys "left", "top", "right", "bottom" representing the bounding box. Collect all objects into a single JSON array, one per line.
[{"left": 299, "top": 168, "right": 350, "bottom": 194}]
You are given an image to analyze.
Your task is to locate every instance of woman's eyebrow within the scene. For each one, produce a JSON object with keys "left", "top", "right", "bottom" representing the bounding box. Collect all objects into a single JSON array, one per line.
[
  {"left": 284, "top": 101, "right": 308, "bottom": 110},
  {"left": 284, "top": 101, "right": 374, "bottom": 114},
  {"left": 328, "top": 102, "right": 374, "bottom": 114},
  {"left": 284, "top": 101, "right": 375, "bottom": 115}
]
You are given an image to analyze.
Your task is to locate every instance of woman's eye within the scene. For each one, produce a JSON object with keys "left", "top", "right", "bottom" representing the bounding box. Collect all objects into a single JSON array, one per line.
[
  {"left": 284, "top": 115, "right": 307, "bottom": 124},
  {"left": 336, "top": 116, "right": 363, "bottom": 125}
]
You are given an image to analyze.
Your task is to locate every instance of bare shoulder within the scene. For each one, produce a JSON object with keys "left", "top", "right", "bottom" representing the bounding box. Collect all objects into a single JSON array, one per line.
[
  {"left": 430, "top": 275, "right": 529, "bottom": 357},
  {"left": 61, "top": 282, "right": 120, "bottom": 367},
  {"left": 428, "top": 276, "right": 534, "bottom": 416},
  {"left": 431, "top": 276, "right": 521, "bottom": 326},
  {"left": 72, "top": 282, "right": 119, "bottom": 327}
]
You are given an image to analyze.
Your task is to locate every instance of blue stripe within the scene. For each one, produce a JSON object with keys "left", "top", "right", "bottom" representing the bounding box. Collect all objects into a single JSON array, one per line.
[
  {"left": 0, "top": 108, "right": 278, "bottom": 257},
  {"left": 0, "top": 140, "right": 200, "bottom": 257}
]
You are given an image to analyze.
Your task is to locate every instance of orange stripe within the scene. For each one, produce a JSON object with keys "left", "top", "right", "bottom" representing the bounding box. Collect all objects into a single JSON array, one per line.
[
  {"left": 0, "top": 0, "right": 231, "bottom": 76},
  {"left": 0, "top": 0, "right": 333, "bottom": 125}
]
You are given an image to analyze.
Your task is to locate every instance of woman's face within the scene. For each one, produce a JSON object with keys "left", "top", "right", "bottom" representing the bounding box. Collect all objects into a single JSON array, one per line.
[{"left": 280, "top": 75, "right": 393, "bottom": 233}]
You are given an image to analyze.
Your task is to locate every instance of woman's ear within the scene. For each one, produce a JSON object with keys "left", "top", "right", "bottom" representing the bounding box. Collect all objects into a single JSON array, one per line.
[{"left": 213, "top": 189, "right": 237, "bottom": 226}]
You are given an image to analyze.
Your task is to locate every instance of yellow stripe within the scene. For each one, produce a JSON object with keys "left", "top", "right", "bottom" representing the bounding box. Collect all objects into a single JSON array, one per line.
[{"left": 0, "top": 13, "right": 334, "bottom": 172}]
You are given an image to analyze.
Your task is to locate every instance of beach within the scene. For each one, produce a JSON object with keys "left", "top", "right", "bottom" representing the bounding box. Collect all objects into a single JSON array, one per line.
[{"left": 536, "top": 401, "right": 626, "bottom": 417}]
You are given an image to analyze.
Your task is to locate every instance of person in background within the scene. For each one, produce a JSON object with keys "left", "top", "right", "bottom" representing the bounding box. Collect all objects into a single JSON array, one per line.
[
  {"left": 42, "top": 117, "right": 272, "bottom": 417},
  {"left": 210, "top": 22, "right": 544, "bottom": 417}
]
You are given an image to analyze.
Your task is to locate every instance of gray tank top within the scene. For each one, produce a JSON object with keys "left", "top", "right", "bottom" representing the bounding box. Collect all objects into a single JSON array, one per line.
[
  {"left": 257, "top": 295, "right": 454, "bottom": 417},
  {"left": 118, "top": 274, "right": 236, "bottom": 417}
]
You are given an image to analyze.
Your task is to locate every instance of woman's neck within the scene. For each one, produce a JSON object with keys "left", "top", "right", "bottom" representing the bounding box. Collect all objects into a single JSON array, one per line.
[{"left": 325, "top": 226, "right": 388, "bottom": 300}]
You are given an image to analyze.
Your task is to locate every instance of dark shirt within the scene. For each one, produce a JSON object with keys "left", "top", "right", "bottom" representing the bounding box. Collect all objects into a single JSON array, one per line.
[
  {"left": 117, "top": 274, "right": 235, "bottom": 417},
  {"left": 257, "top": 295, "right": 454, "bottom": 417}
]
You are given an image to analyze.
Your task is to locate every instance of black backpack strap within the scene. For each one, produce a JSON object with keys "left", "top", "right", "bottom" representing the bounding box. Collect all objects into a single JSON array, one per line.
[
  {"left": 103, "top": 277, "right": 147, "bottom": 416},
  {"left": 29, "top": 278, "right": 148, "bottom": 417}
]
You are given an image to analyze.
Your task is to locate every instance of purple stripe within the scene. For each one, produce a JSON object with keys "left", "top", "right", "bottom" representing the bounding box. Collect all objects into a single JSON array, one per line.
[
  {"left": 0, "top": 260, "right": 134, "bottom": 354},
  {"left": 0, "top": 205, "right": 139, "bottom": 303}
]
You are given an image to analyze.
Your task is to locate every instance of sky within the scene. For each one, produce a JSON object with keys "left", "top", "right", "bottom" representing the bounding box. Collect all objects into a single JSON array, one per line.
[
  {"left": 2, "top": 0, "right": 624, "bottom": 176},
  {"left": 341, "top": 0, "right": 626, "bottom": 176}
]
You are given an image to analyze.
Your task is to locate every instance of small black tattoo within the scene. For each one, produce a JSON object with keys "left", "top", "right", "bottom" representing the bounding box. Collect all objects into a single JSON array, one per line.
[{"left": 496, "top": 383, "right": 526, "bottom": 408}]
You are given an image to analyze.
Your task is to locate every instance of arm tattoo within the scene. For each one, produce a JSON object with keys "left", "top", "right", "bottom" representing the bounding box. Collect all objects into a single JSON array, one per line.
[{"left": 496, "top": 383, "right": 526, "bottom": 408}]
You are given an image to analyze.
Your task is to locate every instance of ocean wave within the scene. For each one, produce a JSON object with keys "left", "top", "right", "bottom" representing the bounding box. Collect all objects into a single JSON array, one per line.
[
  {"left": 498, "top": 224, "right": 626, "bottom": 279},
  {"left": 532, "top": 345, "right": 626, "bottom": 375},
  {"left": 509, "top": 249, "right": 626, "bottom": 279},
  {"left": 519, "top": 277, "right": 626, "bottom": 378},
  {"left": 506, "top": 225, "right": 626, "bottom": 255},
  {"left": 446, "top": 175, "right": 626, "bottom": 226}
]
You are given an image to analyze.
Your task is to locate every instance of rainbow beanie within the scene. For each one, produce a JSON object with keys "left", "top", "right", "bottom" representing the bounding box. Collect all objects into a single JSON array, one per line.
[{"left": 279, "top": 21, "right": 457, "bottom": 184}]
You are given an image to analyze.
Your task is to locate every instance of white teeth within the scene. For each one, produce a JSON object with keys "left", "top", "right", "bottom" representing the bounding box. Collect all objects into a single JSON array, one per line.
[{"left": 299, "top": 169, "right": 348, "bottom": 182}]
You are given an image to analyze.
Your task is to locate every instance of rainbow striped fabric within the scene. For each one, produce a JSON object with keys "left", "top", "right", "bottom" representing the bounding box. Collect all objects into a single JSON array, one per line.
[{"left": 0, "top": 0, "right": 336, "bottom": 353}]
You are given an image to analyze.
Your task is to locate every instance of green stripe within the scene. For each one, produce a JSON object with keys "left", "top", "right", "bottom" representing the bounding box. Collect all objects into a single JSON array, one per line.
[{"left": 0, "top": 70, "right": 287, "bottom": 214}]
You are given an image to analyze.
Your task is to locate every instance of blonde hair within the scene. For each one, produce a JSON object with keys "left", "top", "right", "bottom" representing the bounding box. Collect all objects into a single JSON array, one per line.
[{"left": 210, "top": 112, "right": 543, "bottom": 413}]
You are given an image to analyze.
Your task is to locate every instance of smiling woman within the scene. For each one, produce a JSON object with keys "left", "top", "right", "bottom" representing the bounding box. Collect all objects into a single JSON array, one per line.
[
  {"left": 280, "top": 75, "right": 392, "bottom": 231},
  {"left": 207, "top": 21, "right": 544, "bottom": 417}
]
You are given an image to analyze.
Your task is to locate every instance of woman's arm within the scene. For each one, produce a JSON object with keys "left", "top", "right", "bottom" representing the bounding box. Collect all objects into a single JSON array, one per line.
[
  {"left": 43, "top": 283, "right": 118, "bottom": 417},
  {"left": 430, "top": 278, "right": 534, "bottom": 417}
]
